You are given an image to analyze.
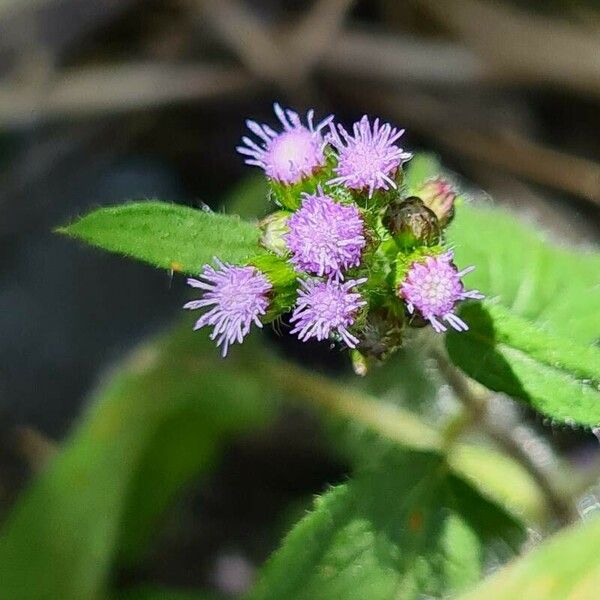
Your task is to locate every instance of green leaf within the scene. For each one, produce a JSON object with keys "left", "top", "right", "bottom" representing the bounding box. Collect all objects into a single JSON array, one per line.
[
  {"left": 446, "top": 204, "right": 600, "bottom": 426},
  {"left": 448, "top": 203, "right": 600, "bottom": 346},
  {"left": 250, "top": 449, "right": 525, "bottom": 600},
  {"left": 58, "top": 201, "right": 263, "bottom": 274},
  {"left": 461, "top": 515, "right": 600, "bottom": 600},
  {"left": 446, "top": 302, "right": 600, "bottom": 425},
  {"left": 0, "top": 325, "right": 275, "bottom": 600}
]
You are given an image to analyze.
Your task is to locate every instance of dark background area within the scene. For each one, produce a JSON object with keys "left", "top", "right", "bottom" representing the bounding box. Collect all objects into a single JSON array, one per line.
[{"left": 0, "top": 0, "right": 598, "bottom": 594}]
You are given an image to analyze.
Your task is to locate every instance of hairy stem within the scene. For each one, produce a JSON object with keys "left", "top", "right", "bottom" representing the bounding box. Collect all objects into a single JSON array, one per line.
[{"left": 430, "top": 348, "right": 577, "bottom": 526}]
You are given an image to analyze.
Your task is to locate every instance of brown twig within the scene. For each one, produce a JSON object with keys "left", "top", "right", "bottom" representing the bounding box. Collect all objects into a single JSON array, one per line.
[
  {"left": 322, "top": 28, "right": 490, "bottom": 85},
  {"left": 0, "top": 63, "right": 255, "bottom": 126},
  {"left": 419, "top": 0, "right": 600, "bottom": 98},
  {"left": 196, "top": 0, "right": 285, "bottom": 83}
]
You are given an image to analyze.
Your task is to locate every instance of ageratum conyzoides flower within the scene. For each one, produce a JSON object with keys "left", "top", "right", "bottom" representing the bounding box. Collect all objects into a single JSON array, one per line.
[
  {"left": 184, "top": 260, "right": 272, "bottom": 357},
  {"left": 237, "top": 103, "right": 332, "bottom": 185},
  {"left": 327, "top": 115, "right": 412, "bottom": 197},
  {"left": 285, "top": 188, "right": 366, "bottom": 279},
  {"left": 290, "top": 278, "right": 367, "bottom": 348},
  {"left": 400, "top": 251, "right": 484, "bottom": 333}
]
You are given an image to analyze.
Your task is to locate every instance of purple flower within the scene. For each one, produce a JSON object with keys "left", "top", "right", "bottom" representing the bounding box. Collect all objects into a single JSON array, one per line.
[
  {"left": 285, "top": 189, "right": 366, "bottom": 278},
  {"left": 237, "top": 103, "right": 332, "bottom": 185},
  {"left": 400, "top": 251, "right": 484, "bottom": 333},
  {"left": 184, "top": 260, "right": 272, "bottom": 356},
  {"left": 290, "top": 278, "right": 367, "bottom": 348},
  {"left": 327, "top": 115, "right": 412, "bottom": 197}
]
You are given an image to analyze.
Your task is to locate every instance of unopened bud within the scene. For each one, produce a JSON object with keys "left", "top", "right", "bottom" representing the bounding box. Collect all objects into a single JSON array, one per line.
[
  {"left": 417, "top": 177, "right": 456, "bottom": 226},
  {"left": 383, "top": 197, "right": 440, "bottom": 248},
  {"left": 258, "top": 210, "right": 290, "bottom": 256}
]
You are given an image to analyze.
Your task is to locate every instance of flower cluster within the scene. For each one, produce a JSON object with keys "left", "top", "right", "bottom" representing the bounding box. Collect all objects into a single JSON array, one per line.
[{"left": 185, "top": 103, "right": 483, "bottom": 359}]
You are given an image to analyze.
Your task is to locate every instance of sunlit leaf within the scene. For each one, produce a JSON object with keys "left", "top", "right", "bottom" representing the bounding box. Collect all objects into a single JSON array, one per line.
[
  {"left": 449, "top": 203, "right": 600, "bottom": 346},
  {"left": 250, "top": 449, "right": 525, "bottom": 600},
  {"left": 461, "top": 515, "right": 600, "bottom": 600},
  {"left": 447, "top": 302, "right": 600, "bottom": 425},
  {"left": 58, "top": 201, "right": 263, "bottom": 275}
]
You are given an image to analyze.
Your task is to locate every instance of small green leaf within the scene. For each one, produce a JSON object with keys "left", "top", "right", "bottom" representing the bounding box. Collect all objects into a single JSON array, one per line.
[
  {"left": 460, "top": 515, "right": 600, "bottom": 600},
  {"left": 0, "top": 325, "right": 276, "bottom": 600},
  {"left": 247, "top": 253, "right": 298, "bottom": 320},
  {"left": 250, "top": 449, "right": 524, "bottom": 600},
  {"left": 58, "top": 201, "right": 263, "bottom": 274}
]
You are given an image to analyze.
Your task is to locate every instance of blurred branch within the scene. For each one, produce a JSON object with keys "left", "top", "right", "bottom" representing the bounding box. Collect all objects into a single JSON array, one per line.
[
  {"left": 285, "top": 0, "right": 356, "bottom": 83},
  {"left": 270, "top": 360, "right": 442, "bottom": 451},
  {"left": 195, "top": 0, "right": 354, "bottom": 96},
  {"left": 430, "top": 348, "right": 577, "bottom": 526},
  {"left": 323, "top": 28, "right": 490, "bottom": 85},
  {"left": 0, "top": 63, "right": 255, "bottom": 126},
  {"left": 0, "top": 0, "right": 54, "bottom": 18},
  {"left": 342, "top": 85, "right": 600, "bottom": 205},
  {"left": 0, "top": 0, "right": 137, "bottom": 58},
  {"left": 419, "top": 0, "right": 600, "bottom": 98},
  {"left": 196, "top": 0, "right": 285, "bottom": 83}
]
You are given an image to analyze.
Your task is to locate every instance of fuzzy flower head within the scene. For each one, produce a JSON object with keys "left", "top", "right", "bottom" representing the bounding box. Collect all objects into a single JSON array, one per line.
[
  {"left": 290, "top": 278, "right": 367, "bottom": 348},
  {"left": 328, "top": 115, "right": 412, "bottom": 197},
  {"left": 400, "top": 251, "right": 484, "bottom": 333},
  {"left": 285, "top": 189, "right": 366, "bottom": 278},
  {"left": 184, "top": 260, "right": 272, "bottom": 356},
  {"left": 237, "top": 103, "right": 332, "bottom": 185}
]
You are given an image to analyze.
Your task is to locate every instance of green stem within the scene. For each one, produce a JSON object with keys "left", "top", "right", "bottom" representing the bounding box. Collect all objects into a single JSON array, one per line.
[{"left": 430, "top": 348, "right": 577, "bottom": 526}]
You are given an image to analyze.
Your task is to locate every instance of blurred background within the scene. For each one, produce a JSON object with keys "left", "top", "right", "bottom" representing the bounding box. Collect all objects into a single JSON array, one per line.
[{"left": 0, "top": 0, "right": 598, "bottom": 596}]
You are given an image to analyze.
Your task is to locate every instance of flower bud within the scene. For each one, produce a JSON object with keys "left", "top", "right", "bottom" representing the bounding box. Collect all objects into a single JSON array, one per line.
[
  {"left": 417, "top": 177, "right": 456, "bottom": 227},
  {"left": 258, "top": 210, "right": 290, "bottom": 257},
  {"left": 383, "top": 197, "right": 440, "bottom": 249}
]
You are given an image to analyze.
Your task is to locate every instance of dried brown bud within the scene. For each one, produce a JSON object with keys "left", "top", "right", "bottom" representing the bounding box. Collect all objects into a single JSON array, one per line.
[{"left": 383, "top": 197, "right": 440, "bottom": 248}]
